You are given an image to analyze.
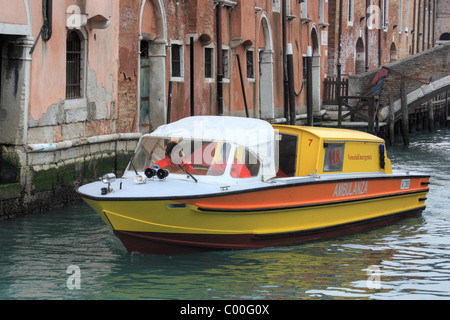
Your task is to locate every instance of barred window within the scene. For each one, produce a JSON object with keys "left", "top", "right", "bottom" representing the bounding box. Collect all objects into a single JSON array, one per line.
[
  {"left": 302, "top": 56, "right": 307, "bottom": 79},
  {"left": 348, "top": 0, "right": 354, "bottom": 25},
  {"left": 273, "top": 0, "right": 280, "bottom": 12},
  {"left": 171, "top": 44, "right": 182, "bottom": 77},
  {"left": 246, "top": 50, "right": 254, "bottom": 79},
  {"left": 222, "top": 48, "right": 230, "bottom": 79},
  {"left": 204, "top": 47, "right": 213, "bottom": 78},
  {"left": 66, "top": 30, "right": 81, "bottom": 99}
]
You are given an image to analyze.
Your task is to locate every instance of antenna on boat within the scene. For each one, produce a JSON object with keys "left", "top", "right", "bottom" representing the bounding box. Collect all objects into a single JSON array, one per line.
[
  {"left": 128, "top": 152, "right": 139, "bottom": 176},
  {"left": 178, "top": 164, "right": 198, "bottom": 183}
]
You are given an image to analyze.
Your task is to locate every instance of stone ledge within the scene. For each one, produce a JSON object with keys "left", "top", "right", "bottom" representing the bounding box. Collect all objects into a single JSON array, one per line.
[{"left": 26, "top": 132, "right": 142, "bottom": 153}]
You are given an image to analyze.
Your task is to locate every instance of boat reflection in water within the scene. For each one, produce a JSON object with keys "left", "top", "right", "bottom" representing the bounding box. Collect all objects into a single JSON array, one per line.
[{"left": 77, "top": 116, "right": 430, "bottom": 255}]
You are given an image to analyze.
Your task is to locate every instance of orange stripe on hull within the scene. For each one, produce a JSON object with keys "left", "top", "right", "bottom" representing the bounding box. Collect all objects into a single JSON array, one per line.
[{"left": 183, "top": 176, "right": 429, "bottom": 212}]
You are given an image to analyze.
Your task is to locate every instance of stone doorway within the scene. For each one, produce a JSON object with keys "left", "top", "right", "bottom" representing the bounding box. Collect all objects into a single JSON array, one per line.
[
  {"left": 139, "top": 0, "right": 167, "bottom": 131},
  {"left": 258, "top": 13, "right": 274, "bottom": 120}
]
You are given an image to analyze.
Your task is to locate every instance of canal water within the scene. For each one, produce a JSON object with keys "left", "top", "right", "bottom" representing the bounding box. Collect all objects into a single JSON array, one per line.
[{"left": 0, "top": 128, "right": 449, "bottom": 301}]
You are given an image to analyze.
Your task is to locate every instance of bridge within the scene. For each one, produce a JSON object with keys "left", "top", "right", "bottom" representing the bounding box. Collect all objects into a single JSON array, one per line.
[
  {"left": 322, "top": 42, "right": 450, "bottom": 144},
  {"left": 378, "top": 74, "right": 450, "bottom": 121}
]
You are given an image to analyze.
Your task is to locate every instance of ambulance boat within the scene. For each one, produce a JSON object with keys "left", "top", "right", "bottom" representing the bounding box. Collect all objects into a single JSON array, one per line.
[{"left": 77, "top": 116, "right": 430, "bottom": 255}]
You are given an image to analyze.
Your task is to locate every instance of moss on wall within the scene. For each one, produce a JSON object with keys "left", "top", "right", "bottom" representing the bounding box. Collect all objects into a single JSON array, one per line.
[{"left": 0, "top": 147, "right": 136, "bottom": 219}]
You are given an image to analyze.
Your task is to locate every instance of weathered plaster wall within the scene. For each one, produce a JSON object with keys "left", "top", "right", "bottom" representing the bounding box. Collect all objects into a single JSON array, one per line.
[
  {"left": 0, "top": 0, "right": 130, "bottom": 219},
  {"left": 28, "top": 0, "right": 119, "bottom": 144},
  {"left": 0, "top": 1, "right": 28, "bottom": 25}
]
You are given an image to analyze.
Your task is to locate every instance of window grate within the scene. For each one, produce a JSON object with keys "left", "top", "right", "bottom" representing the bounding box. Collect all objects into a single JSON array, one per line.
[
  {"left": 66, "top": 31, "right": 81, "bottom": 99},
  {"left": 171, "top": 44, "right": 181, "bottom": 77},
  {"left": 204, "top": 47, "right": 213, "bottom": 78}
]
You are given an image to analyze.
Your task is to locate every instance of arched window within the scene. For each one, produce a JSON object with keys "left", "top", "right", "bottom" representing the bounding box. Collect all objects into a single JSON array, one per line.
[
  {"left": 66, "top": 30, "right": 82, "bottom": 99},
  {"left": 439, "top": 33, "right": 450, "bottom": 41},
  {"left": 390, "top": 42, "right": 397, "bottom": 62},
  {"left": 355, "top": 38, "right": 365, "bottom": 74}
]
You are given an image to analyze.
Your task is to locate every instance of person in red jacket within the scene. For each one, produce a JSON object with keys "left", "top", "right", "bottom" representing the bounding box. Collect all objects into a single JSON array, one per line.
[
  {"left": 154, "top": 141, "right": 194, "bottom": 174},
  {"left": 210, "top": 144, "right": 251, "bottom": 178},
  {"left": 212, "top": 159, "right": 251, "bottom": 178}
]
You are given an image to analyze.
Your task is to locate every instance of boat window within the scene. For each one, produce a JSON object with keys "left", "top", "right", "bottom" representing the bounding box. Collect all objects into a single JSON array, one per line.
[
  {"left": 129, "top": 137, "right": 163, "bottom": 171},
  {"left": 184, "top": 140, "right": 232, "bottom": 176},
  {"left": 230, "top": 146, "right": 260, "bottom": 178},
  {"left": 276, "top": 133, "right": 298, "bottom": 177},
  {"left": 323, "top": 143, "right": 345, "bottom": 172},
  {"left": 128, "top": 137, "right": 237, "bottom": 177}
]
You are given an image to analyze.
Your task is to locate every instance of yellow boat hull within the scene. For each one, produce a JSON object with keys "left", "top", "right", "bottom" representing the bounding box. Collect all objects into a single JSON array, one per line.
[{"left": 82, "top": 175, "right": 429, "bottom": 255}]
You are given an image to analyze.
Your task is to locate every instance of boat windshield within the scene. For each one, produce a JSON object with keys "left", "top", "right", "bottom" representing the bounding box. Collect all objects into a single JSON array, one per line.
[{"left": 126, "top": 137, "right": 260, "bottom": 178}]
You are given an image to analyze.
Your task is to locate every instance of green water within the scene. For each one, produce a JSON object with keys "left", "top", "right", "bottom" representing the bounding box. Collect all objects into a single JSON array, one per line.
[{"left": 0, "top": 128, "right": 449, "bottom": 300}]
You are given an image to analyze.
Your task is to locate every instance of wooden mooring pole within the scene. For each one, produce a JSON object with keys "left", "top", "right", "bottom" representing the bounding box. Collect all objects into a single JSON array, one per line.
[
  {"left": 400, "top": 81, "right": 409, "bottom": 146},
  {"left": 446, "top": 90, "right": 449, "bottom": 123},
  {"left": 367, "top": 96, "right": 375, "bottom": 134},
  {"left": 427, "top": 99, "right": 434, "bottom": 133}
]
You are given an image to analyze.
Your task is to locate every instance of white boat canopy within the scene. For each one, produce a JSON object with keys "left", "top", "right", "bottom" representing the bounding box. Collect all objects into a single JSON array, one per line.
[{"left": 149, "top": 116, "right": 277, "bottom": 180}]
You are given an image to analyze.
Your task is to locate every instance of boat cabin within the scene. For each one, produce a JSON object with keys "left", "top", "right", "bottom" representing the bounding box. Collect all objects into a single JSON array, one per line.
[
  {"left": 273, "top": 125, "right": 392, "bottom": 177},
  {"left": 123, "top": 116, "right": 392, "bottom": 184},
  {"left": 124, "top": 116, "right": 276, "bottom": 184}
]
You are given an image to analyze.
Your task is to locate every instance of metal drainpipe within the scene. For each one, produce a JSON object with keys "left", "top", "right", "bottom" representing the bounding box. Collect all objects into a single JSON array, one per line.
[
  {"left": 427, "top": 0, "right": 431, "bottom": 49},
  {"left": 287, "top": 44, "right": 296, "bottom": 125},
  {"left": 422, "top": 0, "right": 426, "bottom": 51},
  {"left": 216, "top": 2, "right": 224, "bottom": 116},
  {"left": 417, "top": 0, "right": 421, "bottom": 53},
  {"left": 365, "top": 0, "right": 369, "bottom": 72},
  {"left": 337, "top": 0, "right": 343, "bottom": 74},
  {"left": 432, "top": 0, "right": 436, "bottom": 47},
  {"left": 282, "top": 0, "right": 289, "bottom": 124},
  {"left": 190, "top": 36, "right": 194, "bottom": 116},
  {"left": 337, "top": 0, "right": 343, "bottom": 111},
  {"left": 30, "top": 0, "right": 53, "bottom": 54},
  {"left": 306, "top": 46, "right": 313, "bottom": 126},
  {"left": 412, "top": 0, "right": 416, "bottom": 54},
  {"left": 42, "top": 0, "right": 52, "bottom": 41}
]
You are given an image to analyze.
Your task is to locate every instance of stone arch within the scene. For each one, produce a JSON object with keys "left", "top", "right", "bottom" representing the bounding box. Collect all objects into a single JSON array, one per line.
[
  {"left": 311, "top": 26, "right": 320, "bottom": 54},
  {"left": 138, "top": 0, "right": 167, "bottom": 131},
  {"left": 0, "top": 0, "right": 32, "bottom": 36},
  {"left": 139, "top": 0, "right": 167, "bottom": 41},
  {"left": 390, "top": 42, "right": 397, "bottom": 62},
  {"left": 355, "top": 37, "right": 365, "bottom": 74},
  {"left": 258, "top": 12, "right": 274, "bottom": 119},
  {"left": 439, "top": 33, "right": 450, "bottom": 41}
]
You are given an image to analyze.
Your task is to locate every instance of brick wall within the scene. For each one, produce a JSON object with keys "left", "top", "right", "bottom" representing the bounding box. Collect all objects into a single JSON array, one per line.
[
  {"left": 117, "top": 78, "right": 138, "bottom": 133},
  {"left": 435, "top": 0, "right": 450, "bottom": 42},
  {"left": 116, "top": 0, "right": 139, "bottom": 133},
  {"left": 328, "top": 0, "right": 338, "bottom": 76},
  {"left": 327, "top": 0, "right": 434, "bottom": 77}
]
